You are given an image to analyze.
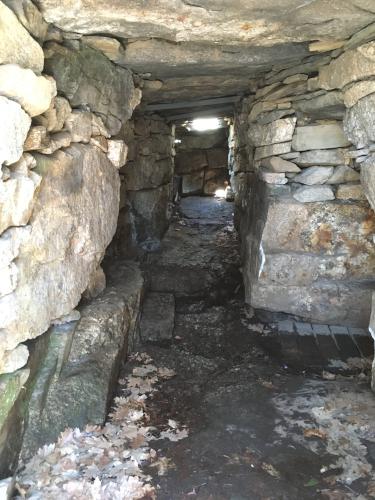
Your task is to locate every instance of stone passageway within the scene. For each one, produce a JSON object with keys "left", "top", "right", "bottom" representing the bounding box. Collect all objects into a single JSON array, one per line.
[{"left": 12, "top": 197, "right": 375, "bottom": 499}]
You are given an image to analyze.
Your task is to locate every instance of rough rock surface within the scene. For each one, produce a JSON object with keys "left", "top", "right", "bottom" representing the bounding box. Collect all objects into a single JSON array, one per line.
[
  {"left": 361, "top": 156, "right": 375, "bottom": 211},
  {"left": 292, "top": 124, "right": 350, "bottom": 151},
  {"left": 293, "top": 185, "right": 335, "bottom": 202},
  {"left": 344, "top": 93, "right": 375, "bottom": 148},
  {"left": 0, "top": 96, "right": 31, "bottom": 166},
  {"left": 0, "top": 1, "right": 44, "bottom": 72},
  {"left": 21, "top": 261, "right": 143, "bottom": 458},
  {"left": 0, "top": 144, "right": 120, "bottom": 369},
  {"left": 293, "top": 166, "right": 333, "bottom": 185},
  {"left": 140, "top": 292, "right": 175, "bottom": 342},
  {"left": 0, "top": 65, "right": 56, "bottom": 117},
  {"left": 242, "top": 183, "right": 374, "bottom": 326},
  {"left": 44, "top": 43, "right": 140, "bottom": 135}
]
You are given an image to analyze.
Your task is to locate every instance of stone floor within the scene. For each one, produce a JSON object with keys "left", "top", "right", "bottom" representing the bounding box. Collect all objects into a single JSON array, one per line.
[{"left": 137, "top": 196, "right": 375, "bottom": 499}]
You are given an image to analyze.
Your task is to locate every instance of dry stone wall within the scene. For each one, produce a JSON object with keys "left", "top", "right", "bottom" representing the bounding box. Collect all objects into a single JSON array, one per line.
[
  {"left": 109, "top": 113, "right": 175, "bottom": 257},
  {"left": 0, "top": 1, "right": 144, "bottom": 475},
  {"left": 235, "top": 33, "right": 375, "bottom": 328},
  {"left": 175, "top": 127, "right": 229, "bottom": 196}
]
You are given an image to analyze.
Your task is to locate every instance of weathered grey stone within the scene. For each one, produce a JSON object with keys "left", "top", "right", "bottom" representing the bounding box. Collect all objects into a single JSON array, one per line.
[
  {"left": 0, "top": 344, "right": 28, "bottom": 374},
  {"left": 0, "top": 1, "right": 44, "bottom": 73},
  {"left": 0, "top": 96, "right": 31, "bottom": 166},
  {"left": 260, "top": 171, "right": 288, "bottom": 185},
  {"left": 344, "top": 93, "right": 375, "bottom": 148},
  {"left": 261, "top": 156, "right": 300, "bottom": 173},
  {"left": 0, "top": 368, "right": 29, "bottom": 432},
  {"left": 293, "top": 166, "right": 334, "bottom": 185},
  {"left": 140, "top": 292, "right": 175, "bottom": 342},
  {"left": 283, "top": 73, "right": 308, "bottom": 84},
  {"left": 182, "top": 171, "right": 204, "bottom": 195},
  {"left": 175, "top": 150, "right": 207, "bottom": 174},
  {"left": 0, "top": 476, "right": 14, "bottom": 499},
  {"left": 82, "top": 266, "right": 106, "bottom": 300},
  {"left": 206, "top": 148, "right": 228, "bottom": 169},
  {"left": 294, "top": 149, "right": 347, "bottom": 166},
  {"left": 249, "top": 102, "right": 277, "bottom": 122},
  {"left": 0, "top": 144, "right": 120, "bottom": 365},
  {"left": 344, "top": 81, "right": 375, "bottom": 108},
  {"left": 293, "top": 185, "right": 335, "bottom": 202},
  {"left": 44, "top": 43, "right": 140, "bottom": 135},
  {"left": 254, "top": 142, "right": 292, "bottom": 161},
  {"left": 256, "top": 108, "right": 295, "bottom": 125},
  {"left": 294, "top": 91, "right": 345, "bottom": 120},
  {"left": 64, "top": 110, "right": 92, "bottom": 143},
  {"left": 249, "top": 117, "right": 296, "bottom": 147},
  {"left": 203, "top": 168, "right": 228, "bottom": 195},
  {"left": 319, "top": 42, "right": 375, "bottom": 90},
  {"left": 326, "top": 165, "right": 360, "bottom": 184},
  {"left": 0, "top": 65, "right": 56, "bottom": 117},
  {"left": 127, "top": 183, "right": 171, "bottom": 245},
  {"left": 23, "top": 126, "right": 48, "bottom": 151},
  {"left": 242, "top": 183, "right": 374, "bottom": 326},
  {"left": 124, "top": 157, "right": 173, "bottom": 191},
  {"left": 262, "top": 82, "right": 308, "bottom": 101},
  {"left": 336, "top": 183, "right": 367, "bottom": 200},
  {"left": 361, "top": 156, "right": 375, "bottom": 211},
  {"left": 292, "top": 124, "right": 350, "bottom": 151},
  {"left": 21, "top": 261, "right": 143, "bottom": 458}
]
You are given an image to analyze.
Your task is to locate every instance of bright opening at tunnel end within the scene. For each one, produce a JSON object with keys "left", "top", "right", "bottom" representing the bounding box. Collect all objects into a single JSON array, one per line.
[{"left": 191, "top": 117, "right": 221, "bottom": 132}]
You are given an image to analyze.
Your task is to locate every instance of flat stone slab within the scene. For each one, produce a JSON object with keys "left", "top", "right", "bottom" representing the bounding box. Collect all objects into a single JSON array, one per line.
[{"left": 140, "top": 292, "right": 175, "bottom": 342}]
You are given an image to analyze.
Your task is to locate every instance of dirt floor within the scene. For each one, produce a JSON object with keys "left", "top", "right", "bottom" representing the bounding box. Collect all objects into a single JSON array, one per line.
[
  {"left": 14, "top": 196, "right": 375, "bottom": 500},
  {"left": 137, "top": 196, "right": 375, "bottom": 500}
]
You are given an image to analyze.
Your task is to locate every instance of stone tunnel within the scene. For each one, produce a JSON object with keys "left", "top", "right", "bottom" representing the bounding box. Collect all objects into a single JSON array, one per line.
[{"left": 1, "top": 1, "right": 375, "bottom": 497}]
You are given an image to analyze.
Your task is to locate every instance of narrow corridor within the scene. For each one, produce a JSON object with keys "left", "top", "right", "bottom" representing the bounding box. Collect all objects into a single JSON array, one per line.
[{"left": 15, "top": 197, "right": 375, "bottom": 499}]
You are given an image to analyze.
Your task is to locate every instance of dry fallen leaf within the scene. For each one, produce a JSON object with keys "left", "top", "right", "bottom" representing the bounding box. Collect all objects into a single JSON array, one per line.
[
  {"left": 303, "top": 428, "right": 327, "bottom": 440},
  {"left": 261, "top": 462, "right": 280, "bottom": 479}
]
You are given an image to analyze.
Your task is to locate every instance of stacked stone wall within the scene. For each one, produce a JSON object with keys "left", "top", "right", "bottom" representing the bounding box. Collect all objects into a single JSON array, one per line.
[
  {"left": 235, "top": 32, "right": 375, "bottom": 328},
  {"left": 0, "top": 1, "right": 146, "bottom": 474},
  {"left": 175, "top": 127, "right": 229, "bottom": 196}
]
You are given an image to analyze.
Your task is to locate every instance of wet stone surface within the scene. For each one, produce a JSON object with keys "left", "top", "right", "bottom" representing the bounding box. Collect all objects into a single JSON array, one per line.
[{"left": 137, "top": 196, "right": 375, "bottom": 500}]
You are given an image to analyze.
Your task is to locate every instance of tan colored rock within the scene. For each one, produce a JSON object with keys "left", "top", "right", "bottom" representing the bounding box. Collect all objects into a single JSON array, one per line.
[
  {"left": 261, "top": 156, "right": 300, "bottom": 173},
  {"left": 3, "top": 0, "right": 48, "bottom": 41},
  {"left": 0, "top": 96, "right": 31, "bottom": 166},
  {"left": 0, "top": 65, "right": 57, "bottom": 117},
  {"left": 39, "top": 131, "right": 71, "bottom": 154},
  {"left": 326, "top": 165, "right": 360, "bottom": 184},
  {"left": 319, "top": 42, "right": 375, "bottom": 90},
  {"left": 90, "top": 135, "right": 108, "bottom": 153},
  {"left": 344, "top": 81, "right": 375, "bottom": 108},
  {"left": 336, "top": 183, "right": 367, "bottom": 200},
  {"left": 23, "top": 126, "right": 48, "bottom": 151},
  {"left": 82, "top": 35, "right": 126, "bottom": 64},
  {"left": 107, "top": 139, "right": 128, "bottom": 168},
  {"left": 249, "top": 101, "right": 277, "bottom": 122},
  {"left": 309, "top": 40, "right": 345, "bottom": 52},
  {"left": 65, "top": 111, "right": 92, "bottom": 143},
  {"left": 34, "top": 96, "right": 72, "bottom": 132},
  {"left": 0, "top": 144, "right": 120, "bottom": 359},
  {"left": 361, "top": 156, "right": 375, "bottom": 211},
  {"left": 0, "top": 344, "right": 29, "bottom": 375},
  {"left": 91, "top": 114, "right": 110, "bottom": 138},
  {"left": 0, "top": 171, "right": 41, "bottom": 234},
  {"left": 0, "top": 1, "right": 44, "bottom": 73},
  {"left": 0, "top": 262, "right": 18, "bottom": 297}
]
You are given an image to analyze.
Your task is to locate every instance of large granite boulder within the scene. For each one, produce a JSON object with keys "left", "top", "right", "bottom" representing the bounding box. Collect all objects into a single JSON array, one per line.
[
  {"left": 241, "top": 178, "right": 375, "bottom": 326},
  {"left": 44, "top": 43, "right": 140, "bottom": 135},
  {"left": 361, "top": 156, "right": 375, "bottom": 211},
  {"left": 21, "top": 261, "right": 143, "bottom": 458},
  {"left": 0, "top": 144, "right": 120, "bottom": 371}
]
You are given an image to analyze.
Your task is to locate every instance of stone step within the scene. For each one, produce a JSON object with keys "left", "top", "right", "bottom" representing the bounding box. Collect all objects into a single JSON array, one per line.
[{"left": 139, "top": 292, "right": 175, "bottom": 343}]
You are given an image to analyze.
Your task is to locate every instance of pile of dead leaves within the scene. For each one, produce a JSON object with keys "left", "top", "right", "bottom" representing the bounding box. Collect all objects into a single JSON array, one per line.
[{"left": 14, "top": 353, "right": 188, "bottom": 499}]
